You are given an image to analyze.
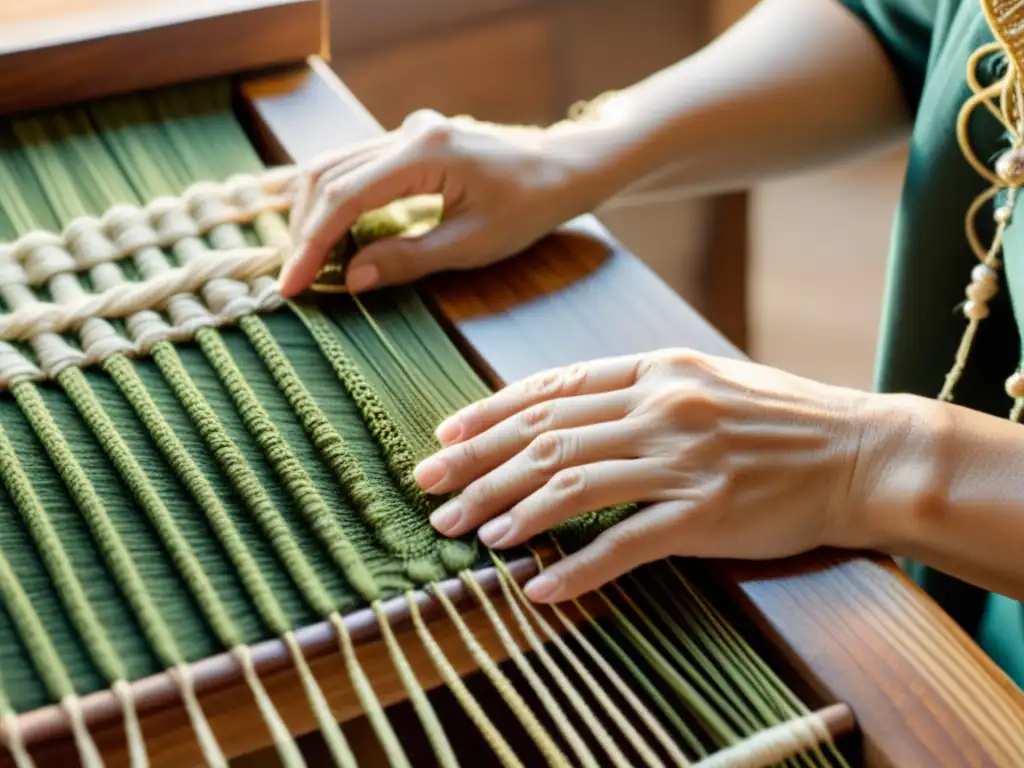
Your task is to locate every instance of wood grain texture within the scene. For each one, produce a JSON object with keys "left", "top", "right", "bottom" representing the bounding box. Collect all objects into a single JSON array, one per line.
[
  {"left": 0, "top": 0, "right": 324, "bottom": 117},
  {"left": 241, "top": 60, "right": 1024, "bottom": 767}
]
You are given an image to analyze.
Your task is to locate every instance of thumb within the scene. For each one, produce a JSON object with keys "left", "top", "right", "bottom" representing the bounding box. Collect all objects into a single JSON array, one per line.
[{"left": 343, "top": 220, "right": 478, "bottom": 292}]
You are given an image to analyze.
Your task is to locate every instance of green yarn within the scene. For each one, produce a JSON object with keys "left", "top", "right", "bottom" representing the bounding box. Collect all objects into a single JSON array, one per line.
[
  {"left": 12, "top": 381, "right": 183, "bottom": 667},
  {"left": 0, "top": 77, "right": 845, "bottom": 768},
  {"left": 57, "top": 366, "right": 241, "bottom": 648}
]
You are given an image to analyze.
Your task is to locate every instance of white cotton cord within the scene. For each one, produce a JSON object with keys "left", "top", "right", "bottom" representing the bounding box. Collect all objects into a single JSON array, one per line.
[
  {"left": 0, "top": 245, "right": 280, "bottom": 341},
  {"left": 112, "top": 679, "right": 150, "bottom": 768},
  {"left": 0, "top": 712, "right": 35, "bottom": 768},
  {"left": 692, "top": 712, "right": 831, "bottom": 768},
  {"left": 0, "top": 168, "right": 297, "bottom": 286},
  {"left": 0, "top": 165, "right": 301, "bottom": 390},
  {"left": 59, "top": 694, "right": 104, "bottom": 768}
]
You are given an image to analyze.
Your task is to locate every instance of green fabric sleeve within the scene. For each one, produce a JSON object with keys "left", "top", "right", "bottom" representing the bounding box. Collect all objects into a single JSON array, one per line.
[{"left": 834, "top": 0, "right": 934, "bottom": 115}]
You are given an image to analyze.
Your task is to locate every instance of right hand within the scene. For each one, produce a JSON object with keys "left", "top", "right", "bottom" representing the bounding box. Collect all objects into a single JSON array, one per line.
[{"left": 277, "top": 108, "right": 607, "bottom": 296}]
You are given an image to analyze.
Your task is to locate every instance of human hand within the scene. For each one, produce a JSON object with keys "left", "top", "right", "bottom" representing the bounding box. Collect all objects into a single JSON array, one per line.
[
  {"left": 413, "top": 348, "right": 906, "bottom": 603},
  {"left": 278, "top": 109, "right": 611, "bottom": 297}
]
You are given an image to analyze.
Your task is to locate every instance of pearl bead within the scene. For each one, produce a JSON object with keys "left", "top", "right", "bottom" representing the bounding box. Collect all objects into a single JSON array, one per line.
[
  {"left": 967, "top": 281, "right": 997, "bottom": 302},
  {"left": 996, "top": 149, "right": 1024, "bottom": 185},
  {"left": 972, "top": 263, "right": 997, "bottom": 283},
  {"left": 995, "top": 205, "right": 1014, "bottom": 224},
  {"left": 963, "top": 300, "right": 990, "bottom": 320},
  {"left": 1007, "top": 371, "right": 1024, "bottom": 399}
]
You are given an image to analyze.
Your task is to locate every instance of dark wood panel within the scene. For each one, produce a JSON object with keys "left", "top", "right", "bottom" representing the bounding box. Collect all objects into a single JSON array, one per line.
[
  {"left": 241, "top": 60, "right": 1024, "bottom": 767},
  {"left": 0, "top": 0, "right": 324, "bottom": 117}
]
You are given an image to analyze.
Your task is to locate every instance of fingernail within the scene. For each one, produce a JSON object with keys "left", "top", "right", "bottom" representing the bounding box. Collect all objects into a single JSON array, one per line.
[
  {"left": 478, "top": 515, "right": 512, "bottom": 547},
  {"left": 346, "top": 264, "right": 379, "bottom": 293},
  {"left": 430, "top": 502, "right": 461, "bottom": 534},
  {"left": 435, "top": 418, "right": 462, "bottom": 445},
  {"left": 414, "top": 456, "right": 447, "bottom": 491},
  {"left": 524, "top": 572, "right": 560, "bottom": 602}
]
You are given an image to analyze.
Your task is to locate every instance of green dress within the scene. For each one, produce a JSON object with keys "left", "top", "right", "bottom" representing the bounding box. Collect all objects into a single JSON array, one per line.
[{"left": 837, "top": 0, "right": 1024, "bottom": 685}]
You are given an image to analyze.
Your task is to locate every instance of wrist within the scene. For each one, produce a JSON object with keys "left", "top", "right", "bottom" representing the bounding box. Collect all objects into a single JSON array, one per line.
[
  {"left": 847, "top": 393, "right": 952, "bottom": 554},
  {"left": 541, "top": 91, "right": 675, "bottom": 211}
]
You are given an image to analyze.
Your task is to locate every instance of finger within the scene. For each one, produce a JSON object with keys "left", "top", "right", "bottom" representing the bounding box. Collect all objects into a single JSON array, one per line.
[
  {"left": 278, "top": 154, "right": 421, "bottom": 296},
  {"left": 340, "top": 217, "right": 476, "bottom": 293},
  {"left": 478, "top": 458, "right": 678, "bottom": 549},
  {"left": 429, "top": 419, "right": 646, "bottom": 538},
  {"left": 288, "top": 136, "right": 392, "bottom": 241},
  {"left": 415, "top": 390, "right": 633, "bottom": 494},
  {"left": 433, "top": 354, "right": 647, "bottom": 446},
  {"left": 523, "top": 501, "right": 685, "bottom": 603}
]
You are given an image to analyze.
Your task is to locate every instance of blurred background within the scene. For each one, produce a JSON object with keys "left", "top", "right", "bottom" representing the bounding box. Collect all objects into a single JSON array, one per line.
[{"left": 328, "top": 0, "right": 906, "bottom": 391}]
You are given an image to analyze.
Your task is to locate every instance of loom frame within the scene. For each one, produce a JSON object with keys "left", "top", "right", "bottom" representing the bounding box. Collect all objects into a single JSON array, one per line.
[{"left": 1, "top": 2, "right": 1023, "bottom": 766}]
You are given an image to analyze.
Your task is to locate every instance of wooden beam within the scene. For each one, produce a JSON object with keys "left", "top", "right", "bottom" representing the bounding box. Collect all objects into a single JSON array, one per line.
[{"left": 0, "top": 0, "right": 324, "bottom": 117}]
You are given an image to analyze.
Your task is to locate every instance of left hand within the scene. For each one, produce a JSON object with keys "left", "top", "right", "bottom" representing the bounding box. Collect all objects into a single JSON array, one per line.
[{"left": 413, "top": 348, "right": 901, "bottom": 603}]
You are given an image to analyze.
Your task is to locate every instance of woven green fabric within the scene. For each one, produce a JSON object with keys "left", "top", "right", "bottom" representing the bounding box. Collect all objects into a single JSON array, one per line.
[
  {"left": 0, "top": 82, "right": 490, "bottom": 711},
  {"left": 0, "top": 78, "right": 844, "bottom": 768}
]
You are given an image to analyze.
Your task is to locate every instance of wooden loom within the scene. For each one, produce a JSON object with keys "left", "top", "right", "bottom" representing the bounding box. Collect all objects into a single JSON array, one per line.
[{"left": 0, "top": 1, "right": 1023, "bottom": 766}]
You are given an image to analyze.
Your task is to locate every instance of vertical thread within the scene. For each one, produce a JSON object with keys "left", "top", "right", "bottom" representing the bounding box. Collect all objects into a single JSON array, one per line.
[
  {"left": 281, "top": 632, "right": 358, "bottom": 768},
  {"left": 329, "top": 612, "right": 411, "bottom": 768},
  {"left": 492, "top": 555, "right": 669, "bottom": 768},
  {"left": 0, "top": 407, "right": 143, "bottom": 764},
  {"left": 10, "top": 380, "right": 222, "bottom": 762},
  {"left": 371, "top": 601, "right": 459, "bottom": 768},
  {"left": 149, "top": 341, "right": 336, "bottom": 618},
  {"left": 0, "top": 712, "right": 35, "bottom": 768},
  {"left": 194, "top": 327, "right": 379, "bottom": 603},
  {"left": 404, "top": 591, "right": 523, "bottom": 768},
  {"left": 431, "top": 584, "right": 570, "bottom": 768},
  {"left": 461, "top": 570, "right": 598, "bottom": 767},
  {"left": 230, "top": 646, "right": 305, "bottom": 767}
]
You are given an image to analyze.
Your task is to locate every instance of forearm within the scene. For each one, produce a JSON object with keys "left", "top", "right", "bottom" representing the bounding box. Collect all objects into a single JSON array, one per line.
[
  {"left": 863, "top": 395, "right": 1024, "bottom": 602},
  {"left": 555, "top": 0, "right": 910, "bottom": 203}
]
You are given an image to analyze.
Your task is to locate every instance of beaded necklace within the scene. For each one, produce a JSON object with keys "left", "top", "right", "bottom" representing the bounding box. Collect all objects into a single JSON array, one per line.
[{"left": 949, "top": 0, "right": 1024, "bottom": 418}]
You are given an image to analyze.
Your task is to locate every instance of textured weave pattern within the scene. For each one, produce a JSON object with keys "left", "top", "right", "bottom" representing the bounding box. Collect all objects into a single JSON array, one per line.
[
  {"left": 0, "top": 81, "right": 485, "bottom": 712},
  {"left": 0, "top": 80, "right": 852, "bottom": 768}
]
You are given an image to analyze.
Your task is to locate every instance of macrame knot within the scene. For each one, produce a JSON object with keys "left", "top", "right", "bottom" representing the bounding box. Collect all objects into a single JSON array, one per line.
[
  {"left": 0, "top": 247, "right": 28, "bottom": 287},
  {"left": 15, "top": 232, "right": 73, "bottom": 286},
  {"left": 0, "top": 341, "right": 41, "bottom": 387},
  {"left": 147, "top": 196, "right": 201, "bottom": 243},
  {"left": 184, "top": 182, "right": 237, "bottom": 231},
  {"left": 103, "top": 204, "right": 160, "bottom": 255},
  {"left": 64, "top": 217, "right": 119, "bottom": 272}
]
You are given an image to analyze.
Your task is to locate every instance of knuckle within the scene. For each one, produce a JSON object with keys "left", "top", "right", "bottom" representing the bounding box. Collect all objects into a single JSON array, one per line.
[
  {"left": 527, "top": 430, "right": 571, "bottom": 470},
  {"left": 517, "top": 402, "right": 554, "bottom": 437},
  {"left": 525, "top": 364, "right": 587, "bottom": 400},
  {"left": 418, "top": 122, "right": 458, "bottom": 151},
  {"left": 643, "top": 348, "right": 705, "bottom": 378},
  {"left": 323, "top": 178, "right": 348, "bottom": 202},
  {"left": 549, "top": 466, "right": 587, "bottom": 500}
]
